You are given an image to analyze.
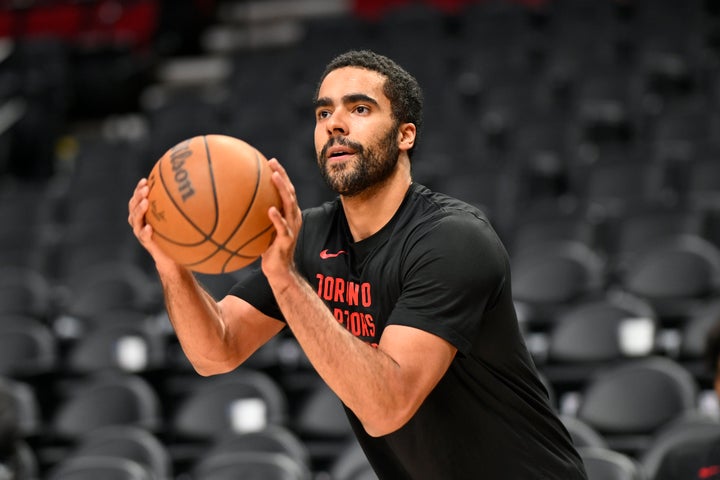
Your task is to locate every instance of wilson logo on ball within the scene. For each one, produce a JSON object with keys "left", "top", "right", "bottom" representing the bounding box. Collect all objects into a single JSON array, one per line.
[{"left": 168, "top": 138, "right": 196, "bottom": 202}]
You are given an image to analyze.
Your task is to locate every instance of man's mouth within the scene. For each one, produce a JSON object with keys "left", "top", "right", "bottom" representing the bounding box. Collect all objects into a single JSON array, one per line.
[{"left": 326, "top": 146, "right": 355, "bottom": 161}]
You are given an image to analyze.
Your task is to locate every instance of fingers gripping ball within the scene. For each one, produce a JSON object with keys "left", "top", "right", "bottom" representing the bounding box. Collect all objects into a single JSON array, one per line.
[{"left": 145, "top": 134, "right": 281, "bottom": 274}]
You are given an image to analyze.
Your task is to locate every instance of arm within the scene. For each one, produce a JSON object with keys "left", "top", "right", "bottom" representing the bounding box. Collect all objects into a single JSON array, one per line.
[
  {"left": 274, "top": 269, "right": 455, "bottom": 437},
  {"left": 128, "top": 178, "right": 285, "bottom": 376},
  {"left": 262, "top": 160, "right": 457, "bottom": 437}
]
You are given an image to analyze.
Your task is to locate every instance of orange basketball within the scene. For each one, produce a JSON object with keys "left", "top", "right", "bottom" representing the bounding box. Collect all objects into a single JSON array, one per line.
[{"left": 144, "top": 134, "right": 281, "bottom": 274}]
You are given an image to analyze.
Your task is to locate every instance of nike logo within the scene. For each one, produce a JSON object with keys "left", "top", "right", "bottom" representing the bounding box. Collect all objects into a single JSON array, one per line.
[
  {"left": 320, "top": 249, "right": 347, "bottom": 259},
  {"left": 700, "top": 466, "right": 720, "bottom": 479}
]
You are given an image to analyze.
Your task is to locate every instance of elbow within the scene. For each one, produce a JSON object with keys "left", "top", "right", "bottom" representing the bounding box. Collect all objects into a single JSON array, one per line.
[
  {"left": 189, "top": 356, "right": 241, "bottom": 377},
  {"left": 192, "top": 364, "right": 226, "bottom": 377},
  {"left": 192, "top": 364, "right": 229, "bottom": 377},
  {"left": 364, "top": 423, "right": 402, "bottom": 438}
]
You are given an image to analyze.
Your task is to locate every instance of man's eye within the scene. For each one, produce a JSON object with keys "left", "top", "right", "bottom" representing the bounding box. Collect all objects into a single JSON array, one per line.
[
  {"left": 355, "top": 106, "right": 368, "bottom": 114},
  {"left": 317, "top": 110, "right": 330, "bottom": 119}
]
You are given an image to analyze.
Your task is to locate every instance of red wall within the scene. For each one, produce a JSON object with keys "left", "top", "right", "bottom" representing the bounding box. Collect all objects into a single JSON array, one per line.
[{"left": 0, "top": 0, "right": 159, "bottom": 49}]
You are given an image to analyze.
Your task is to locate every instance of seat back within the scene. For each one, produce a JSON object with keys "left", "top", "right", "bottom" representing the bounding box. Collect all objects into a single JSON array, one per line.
[
  {"left": 51, "top": 374, "right": 162, "bottom": 440},
  {"left": 579, "top": 446, "right": 644, "bottom": 480},
  {"left": 70, "top": 425, "right": 172, "bottom": 480},
  {"left": 192, "top": 451, "right": 312, "bottom": 480},
  {"left": 577, "top": 356, "right": 698, "bottom": 454}
]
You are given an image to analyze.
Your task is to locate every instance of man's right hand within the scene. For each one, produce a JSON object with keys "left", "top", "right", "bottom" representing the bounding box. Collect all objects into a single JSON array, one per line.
[{"left": 127, "top": 177, "right": 178, "bottom": 270}]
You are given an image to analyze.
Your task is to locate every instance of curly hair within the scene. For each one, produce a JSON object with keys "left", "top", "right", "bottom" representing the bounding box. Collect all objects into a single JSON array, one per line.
[{"left": 315, "top": 50, "right": 424, "bottom": 158}]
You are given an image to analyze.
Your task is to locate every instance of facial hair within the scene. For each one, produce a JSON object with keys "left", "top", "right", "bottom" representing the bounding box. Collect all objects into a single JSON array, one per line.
[{"left": 318, "top": 123, "right": 401, "bottom": 197}]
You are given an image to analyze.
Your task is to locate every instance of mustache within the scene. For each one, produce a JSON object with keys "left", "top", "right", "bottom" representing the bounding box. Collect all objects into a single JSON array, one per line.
[{"left": 320, "top": 136, "right": 364, "bottom": 161}]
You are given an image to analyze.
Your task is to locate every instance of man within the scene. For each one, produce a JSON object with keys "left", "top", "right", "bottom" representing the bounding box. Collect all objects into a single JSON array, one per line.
[
  {"left": 128, "top": 50, "right": 587, "bottom": 479},
  {"left": 654, "top": 319, "right": 720, "bottom": 480}
]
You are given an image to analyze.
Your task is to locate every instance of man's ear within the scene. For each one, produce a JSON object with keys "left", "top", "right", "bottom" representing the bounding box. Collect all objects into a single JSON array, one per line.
[{"left": 398, "top": 123, "right": 416, "bottom": 152}]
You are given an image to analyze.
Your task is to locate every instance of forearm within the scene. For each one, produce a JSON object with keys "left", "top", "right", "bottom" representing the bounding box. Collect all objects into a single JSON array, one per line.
[
  {"left": 130, "top": 176, "right": 263, "bottom": 375},
  {"left": 270, "top": 270, "right": 409, "bottom": 435},
  {"left": 156, "top": 262, "right": 239, "bottom": 375}
]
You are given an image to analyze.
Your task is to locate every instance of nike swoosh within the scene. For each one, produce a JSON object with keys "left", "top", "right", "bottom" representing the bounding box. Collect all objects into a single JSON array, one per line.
[{"left": 320, "top": 249, "right": 347, "bottom": 259}]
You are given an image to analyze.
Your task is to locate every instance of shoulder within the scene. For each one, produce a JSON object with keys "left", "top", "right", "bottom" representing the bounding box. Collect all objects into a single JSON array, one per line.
[
  {"left": 399, "top": 185, "right": 509, "bottom": 279},
  {"left": 404, "top": 184, "right": 504, "bottom": 255},
  {"left": 408, "top": 183, "right": 487, "bottom": 217}
]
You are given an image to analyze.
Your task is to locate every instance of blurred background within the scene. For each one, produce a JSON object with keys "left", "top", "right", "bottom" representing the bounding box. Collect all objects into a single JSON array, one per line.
[{"left": 0, "top": 0, "right": 720, "bottom": 479}]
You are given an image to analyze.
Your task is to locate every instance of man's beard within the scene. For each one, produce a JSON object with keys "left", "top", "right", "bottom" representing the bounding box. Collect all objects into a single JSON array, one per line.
[{"left": 318, "top": 123, "right": 401, "bottom": 197}]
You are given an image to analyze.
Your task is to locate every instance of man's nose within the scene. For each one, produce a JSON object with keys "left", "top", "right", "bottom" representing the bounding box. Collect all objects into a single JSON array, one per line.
[{"left": 326, "top": 110, "right": 348, "bottom": 136}]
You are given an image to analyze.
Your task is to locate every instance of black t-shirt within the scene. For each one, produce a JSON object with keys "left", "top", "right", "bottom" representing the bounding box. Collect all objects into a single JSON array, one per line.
[{"left": 229, "top": 183, "right": 587, "bottom": 479}]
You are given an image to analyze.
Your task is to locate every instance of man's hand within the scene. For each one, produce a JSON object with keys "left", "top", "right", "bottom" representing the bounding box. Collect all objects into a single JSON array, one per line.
[
  {"left": 261, "top": 159, "right": 303, "bottom": 290},
  {"left": 127, "top": 177, "right": 178, "bottom": 269}
]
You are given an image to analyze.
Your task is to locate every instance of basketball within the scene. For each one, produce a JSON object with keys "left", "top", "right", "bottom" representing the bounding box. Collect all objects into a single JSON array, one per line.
[{"left": 144, "top": 134, "right": 281, "bottom": 274}]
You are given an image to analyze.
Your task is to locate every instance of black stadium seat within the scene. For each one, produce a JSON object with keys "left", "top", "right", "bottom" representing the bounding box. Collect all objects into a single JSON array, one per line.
[
  {"left": 579, "top": 446, "right": 644, "bottom": 480},
  {"left": 575, "top": 357, "right": 699, "bottom": 456},
  {"left": 64, "top": 425, "right": 172, "bottom": 480}
]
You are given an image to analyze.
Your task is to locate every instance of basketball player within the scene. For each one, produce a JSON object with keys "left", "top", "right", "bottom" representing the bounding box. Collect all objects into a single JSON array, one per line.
[{"left": 128, "top": 50, "right": 587, "bottom": 479}]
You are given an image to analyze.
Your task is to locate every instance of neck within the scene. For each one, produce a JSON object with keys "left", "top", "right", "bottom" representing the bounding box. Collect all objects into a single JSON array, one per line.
[{"left": 340, "top": 155, "right": 412, "bottom": 242}]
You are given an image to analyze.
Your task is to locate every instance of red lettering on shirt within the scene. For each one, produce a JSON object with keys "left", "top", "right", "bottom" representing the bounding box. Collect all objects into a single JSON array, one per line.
[
  {"left": 361, "top": 282, "right": 372, "bottom": 307},
  {"left": 316, "top": 275, "right": 372, "bottom": 309},
  {"left": 320, "top": 273, "right": 376, "bottom": 340},
  {"left": 333, "top": 277, "right": 345, "bottom": 303},
  {"left": 347, "top": 282, "right": 360, "bottom": 306}
]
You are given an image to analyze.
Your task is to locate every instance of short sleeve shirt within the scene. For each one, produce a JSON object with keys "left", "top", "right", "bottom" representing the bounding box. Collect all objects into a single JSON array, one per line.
[{"left": 229, "top": 183, "right": 587, "bottom": 479}]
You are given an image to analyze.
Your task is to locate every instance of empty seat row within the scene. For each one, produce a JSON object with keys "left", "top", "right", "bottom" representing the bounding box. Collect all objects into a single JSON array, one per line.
[{"left": 0, "top": 353, "right": 716, "bottom": 479}]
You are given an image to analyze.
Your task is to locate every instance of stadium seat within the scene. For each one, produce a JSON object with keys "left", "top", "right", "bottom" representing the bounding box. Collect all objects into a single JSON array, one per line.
[
  {"left": 0, "top": 315, "right": 58, "bottom": 379},
  {"left": 604, "top": 202, "right": 705, "bottom": 277},
  {"left": 54, "top": 261, "right": 161, "bottom": 326},
  {"left": 170, "top": 368, "right": 289, "bottom": 439},
  {"left": 541, "top": 292, "right": 658, "bottom": 389},
  {"left": 579, "top": 446, "right": 644, "bottom": 480},
  {"left": 0, "top": 266, "right": 54, "bottom": 321},
  {"left": 62, "top": 321, "right": 167, "bottom": 375},
  {"left": 616, "top": 234, "right": 720, "bottom": 326},
  {"left": 0, "top": 376, "right": 41, "bottom": 439},
  {"left": 50, "top": 373, "right": 162, "bottom": 441},
  {"left": 650, "top": 103, "right": 719, "bottom": 165},
  {"left": 46, "top": 455, "right": 155, "bottom": 480},
  {"left": 510, "top": 239, "right": 607, "bottom": 329},
  {"left": 508, "top": 196, "right": 599, "bottom": 256},
  {"left": 0, "top": 377, "right": 40, "bottom": 479},
  {"left": 576, "top": 160, "right": 675, "bottom": 220},
  {"left": 166, "top": 368, "right": 290, "bottom": 469},
  {"left": 685, "top": 157, "right": 720, "bottom": 211},
  {"left": 203, "top": 425, "right": 311, "bottom": 471},
  {"left": 576, "top": 356, "right": 698, "bottom": 456},
  {"left": 65, "top": 425, "right": 172, "bottom": 480},
  {"left": 560, "top": 415, "right": 607, "bottom": 449},
  {"left": 192, "top": 451, "right": 312, "bottom": 480}
]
